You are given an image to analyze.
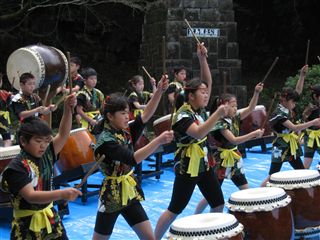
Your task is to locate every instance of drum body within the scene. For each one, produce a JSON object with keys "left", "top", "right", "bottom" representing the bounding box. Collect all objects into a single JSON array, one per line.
[
  {"left": 153, "top": 114, "right": 171, "bottom": 136},
  {"left": 0, "top": 145, "right": 20, "bottom": 206},
  {"left": 6, "top": 44, "right": 68, "bottom": 91},
  {"left": 227, "top": 187, "right": 293, "bottom": 240},
  {"left": 168, "top": 212, "right": 244, "bottom": 240},
  {"left": 268, "top": 169, "right": 320, "bottom": 239},
  {"left": 56, "top": 128, "right": 96, "bottom": 172},
  {"left": 240, "top": 105, "right": 271, "bottom": 136}
]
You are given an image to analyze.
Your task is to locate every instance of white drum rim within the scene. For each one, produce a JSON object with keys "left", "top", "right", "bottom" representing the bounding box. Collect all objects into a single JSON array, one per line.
[
  {"left": 226, "top": 187, "right": 291, "bottom": 213},
  {"left": 7, "top": 47, "right": 45, "bottom": 90},
  {"left": 153, "top": 114, "right": 171, "bottom": 126},
  {"left": 0, "top": 145, "right": 21, "bottom": 160},
  {"left": 69, "top": 128, "right": 88, "bottom": 135},
  {"left": 168, "top": 213, "right": 243, "bottom": 240},
  {"left": 268, "top": 169, "right": 320, "bottom": 189}
]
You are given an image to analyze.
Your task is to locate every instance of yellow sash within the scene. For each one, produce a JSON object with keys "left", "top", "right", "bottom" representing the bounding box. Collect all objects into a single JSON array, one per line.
[
  {"left": 80, "top": 110, "right": 100, "bottom": 129},
  {"left": 306, "top": 129, "right": 320, "bottom": 148},
  {"left": 106, "top": 170, "right": 137, "bottom": 206},
  {"left": 0, "top": 111, "right": 11, "bottom": 124},
  {"left": 277, "top": 132, "right": 299, "bottom": 157},
  {"left": 133, "top": 109, "right": 144, "bottom": 117},
  {"left": 13, "top": 202, "right": 54, "bottom": 234},
  {"left": 218, "top": 147, "right": 241, "bottom": 168},
  {"left": 176, "top": 137, "right": 207, "bottom": 177}
]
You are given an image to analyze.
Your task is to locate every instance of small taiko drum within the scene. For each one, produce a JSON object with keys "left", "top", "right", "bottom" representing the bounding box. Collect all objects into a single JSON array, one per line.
[
  {"left": 0, "top": 145, "right": 20, "bottom": 207},
  {"left": 6, "top": 44, "right": 68, "bottom": 91},
  {"left": 240, "top": 105, "right": 272, "bottom": 136},
  {"left": 56, "top": 128, "right": 96, "bottom": 172},
  {"left": 268, "top": 170, "right": 320, "bottom": 239},
  {"left": 153, "top": 114, "right": 171, "bottom": 136},
  {"left": 227, "top": 187, "right": 293, "bottom": 240},
  {"left": 168, "top": 212, "right": 244, "bottom": 240}
]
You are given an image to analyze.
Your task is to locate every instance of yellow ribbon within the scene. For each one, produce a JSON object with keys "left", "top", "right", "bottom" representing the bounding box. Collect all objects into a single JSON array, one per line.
[
  {"left": 133, "top": 109, "right": 144, "bottom": 117},
  {"left": 106, "top": 170, "right": 137, "bottom": 206},
  {"left": 80, "top": 110, "right": 100, "bottom": 129},
  {"left": 0, "top": 111, "right": 11, "bottom": 124},
  {"left": 13, "top": 202, "right": 54, "bottom": 234},
  {"left": 218, "top": 147, "right": 241, "bottom": 168},
  {"left": 306, "top": 129, "right": 320, "bottom": 148},
  {"left": 176, "top": 137, "right": 207, "bottom": 177},
  {"left": 277, "top": 132, "right": 299, "bottom": 157}
]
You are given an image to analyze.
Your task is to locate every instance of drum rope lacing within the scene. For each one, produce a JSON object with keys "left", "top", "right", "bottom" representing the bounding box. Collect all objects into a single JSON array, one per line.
[
  {"left": 269, "top": 175, "right": 320, "bottom": 185},
  {"left": 169, "top": 221, "right": 241, "bottom": 237},
  {"left": 228, "top": 193, "right": 288, "bottom": 206}
]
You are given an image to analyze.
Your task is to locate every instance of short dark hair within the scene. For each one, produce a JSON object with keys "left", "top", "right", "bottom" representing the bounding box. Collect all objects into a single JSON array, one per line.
[
  {"left": 20, "top": 72, "right": 35, "bottom": 84},
  {"left": 184, "top": 78, "right": 208, "bottom": 102},
  {"left": 173, "top": 66, "right": 186, "bottom": 75},
  {"left": 70, "top": 56, "right": 81, "bottom": 66},
  {"left": 104, "top": 93, "right": 129, "bottom": 116},
  {"left": 280, "top": 87, "right": 299, "bottom": 102},
  {"left": 17, "top": 117, "right": 52, "bottom": 148},
  {"left": 81, "top": 67, "right": 97, "bottom": 80}
]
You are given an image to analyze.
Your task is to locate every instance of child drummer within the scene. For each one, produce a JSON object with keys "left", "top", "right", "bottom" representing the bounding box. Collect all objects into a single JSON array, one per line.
[{"left": 0, "top": 94, "right": 82, "bottom": 239}]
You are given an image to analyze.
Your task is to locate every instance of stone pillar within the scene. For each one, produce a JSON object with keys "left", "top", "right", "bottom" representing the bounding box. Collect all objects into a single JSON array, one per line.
[{"left": 140, "top": 0, "right": 246, "bottom": 109}]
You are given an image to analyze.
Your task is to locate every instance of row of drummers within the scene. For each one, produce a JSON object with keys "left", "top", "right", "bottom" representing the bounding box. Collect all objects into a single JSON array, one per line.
[{"left": 168, "top": 169, "right": 320, "bottom": 240}]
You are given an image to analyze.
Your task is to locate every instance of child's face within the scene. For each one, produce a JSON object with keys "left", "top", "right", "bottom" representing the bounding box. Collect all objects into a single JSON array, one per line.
[
  {"left": 227, "top": 97, "right": 238, "bottom": 117},
  {"left": 85, "top": 75, "right": 97, "bottom": 89},
  {"left": 21, "top": 135, "right": 52, "bottom": 158},
  {"left": 70, "top": 63, "right": 80, "bottom": 74},
  {"left": 20, "top": 78, "right": 36, "bottom": 95},
  {"left": 108, "top": 108, "right": 130, "bottom": 130},
  {"left": 286, "top": 99, "right": 296, "bottom": 111},
  {"left": 134, "top": 79, "right": 144, "bottom": 92},
  {"left": 191, "top": 84, "right": 209, "bottom": 108},
  {"left": 175, "top": 70, "right": 186, "bottom": 82}
]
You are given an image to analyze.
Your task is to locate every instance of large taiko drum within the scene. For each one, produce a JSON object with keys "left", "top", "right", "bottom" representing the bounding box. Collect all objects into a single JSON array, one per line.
[
  {"left": 226, "top": 187, "right": 293, "bottom": 240},
  {"left": 0, "top": 145, "right": 20, "bottom": 207},
  {"left": 6, "top": 44, "right": 68, "bottom": 91},
  {"left": 168, "top": 213, "right": 244, "bottom": 240},
  {"left": 153, "top": 114, "right": 171, "bottom": 136},
  {"left": 240, "top": 105, "right": 272, "bottom": 136},
  {"left": 128, "top": 120, "right": 149, "bottom": 150},
  {"left": 267, "top": 170, "right": 320, "bottom": 239},
  {"left": 56, "top": 128, "right": 96, "bottom": 172}
]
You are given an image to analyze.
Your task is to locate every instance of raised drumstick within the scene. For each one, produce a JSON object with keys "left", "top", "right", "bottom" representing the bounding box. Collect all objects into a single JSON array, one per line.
[
  {"left": 142, "top": 66, "right": 153, "bottom": 80},
  {"left": 184, "top": 19, "right": 208, "bottom": 58},
  {"left": 261, "top": 92, "right": 278, "bottom": 129},
  {"left": 43, "top": 84, "right": 51, "bottom": 106},
  {"left": 261, "top": 57, "right": 279, "bottom": 84},
  {"left": 305, "top": 39, "right": 310, "bottom": 66}
]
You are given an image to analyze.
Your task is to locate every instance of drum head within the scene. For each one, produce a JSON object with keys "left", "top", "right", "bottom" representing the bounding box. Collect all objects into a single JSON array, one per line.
[
  {"left": 153, "top": 114, "right": 171, "bottom": 126},
  {"left": 227, "top": 187, "right": 291, "bottom": 213},
  {"left": 268, "top": 169, "right": 320, "bottom": 189},
  {"left": 168, "top": 213, "right": 243, "bottom": 240}
]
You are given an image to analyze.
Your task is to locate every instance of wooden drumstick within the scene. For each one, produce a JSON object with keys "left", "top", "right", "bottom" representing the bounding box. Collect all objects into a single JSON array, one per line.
[
  {"left": 184, "top": 19, "right": 201, "bottom": 45},
  {"left": 162, "top": 36, "right": 167, "bottom": 74},
  {"left": 142, "top": 66, "right": 153, "bottom": 80},
  {"left": 66, "top": 51, "right": 74, "bottom": 113},
  {"left": 261, "top": 57, "right": 279, "bottom": 84},
  {"left": 261, "top": 92, "right": 278, "bottom": 130},
  {"left": 43, "top": 84, "right": 51, "bottom": 106},
  {"left": 305, "top": 39, "right": 310, "bottom": 66},
  {"left": 75, "top": 154, "right": 105, "bottom": 189}
]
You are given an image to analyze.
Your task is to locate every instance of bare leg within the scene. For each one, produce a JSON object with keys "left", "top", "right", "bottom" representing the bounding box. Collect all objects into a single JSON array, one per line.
[
  {"left": 132, "top": 220, "right": 155, "bottom": 240},
  {"left": 3, "top": 139, "right": 12, "bottom": 147},
  {"left": 92, "top": 231, "right": 110, "bottom": 240},
  {"left": 304, "top": 157, "right": 313, "bottom": 169},
  {"left": 210, "top": 203, "right": 224, "bottom": 213},
  {"left": 260, "top": 175, "right": 270, "bottom": 187},
  {"left": 194, "top": 198, "right": 209, "bottom": 214},
  {"left": 154, "top": 210, "right": 177, "bottom": 240}
]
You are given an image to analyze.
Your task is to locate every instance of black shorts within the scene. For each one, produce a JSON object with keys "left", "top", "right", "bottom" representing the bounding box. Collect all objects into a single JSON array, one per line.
[
  {"left": 94, "top": 201, "right": 149, "bottom": 236},
  {"left": 269, "top": 157, "right": 304, "bottom": 175},
  {"left": 168, "top": 168, "right": 224, "bottom": 214}
]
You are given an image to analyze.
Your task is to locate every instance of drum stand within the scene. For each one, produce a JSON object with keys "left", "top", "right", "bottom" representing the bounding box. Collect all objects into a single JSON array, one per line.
[{"left": 53, "top": 162, "right": 101, "bottom": 217}]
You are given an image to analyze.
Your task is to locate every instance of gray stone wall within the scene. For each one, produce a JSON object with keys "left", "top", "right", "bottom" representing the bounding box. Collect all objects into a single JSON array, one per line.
[{"left": 140, "top": 0, "right": 247, "bottom": 108}]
